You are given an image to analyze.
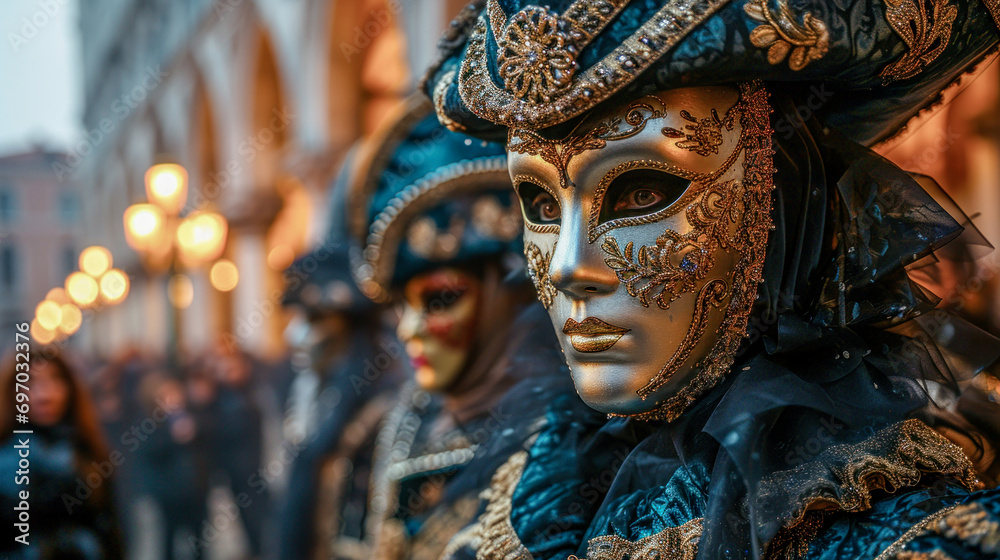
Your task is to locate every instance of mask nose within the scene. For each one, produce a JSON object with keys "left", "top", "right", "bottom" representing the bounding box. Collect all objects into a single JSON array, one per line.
[
  {"left": 396, "top": 303, "right": 425, "bottom": 342},
  {"left": 548, "top": 218, "right": 619, "bottom": 300}
]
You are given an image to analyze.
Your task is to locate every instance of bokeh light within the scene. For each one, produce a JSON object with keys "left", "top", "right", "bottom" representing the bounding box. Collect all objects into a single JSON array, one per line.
[
  {"left": 66, "top": 272, "right": 100, "bottom": 307},
  {"left": 145, "top": 163, "right": 188, "bottom": 215},
  {"left": 30, "top": 319, "right": 56, "bottom": 345},
  {"left": 168, "top": 274, "right": 194, "bottom": 309},
  {"left": 35, "top": 300, "right": 62, "bottom": 331},
  {"left": 210, "top": 259, "right": 239, "bottom": 292},
  {"left": 58, "top": 303, "right": 83, "bottom": 335},
  {"left": 79, "top": 246, "right": 113, "bottom": 277},
  {"left": 99, "top": 269, "right": 131, "bottom": 304}
]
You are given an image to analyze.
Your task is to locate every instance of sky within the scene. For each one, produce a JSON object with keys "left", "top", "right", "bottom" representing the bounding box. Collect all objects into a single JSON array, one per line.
[{"left": 0, "top": 0, "right": 83, "bottom": 156}]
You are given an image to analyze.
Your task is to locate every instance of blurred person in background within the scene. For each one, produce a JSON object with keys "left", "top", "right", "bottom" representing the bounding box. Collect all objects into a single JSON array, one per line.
[
  {"left": 208, "top": 347, "right": 267, "bottom": 559},
  {"left": 135, "top": 371, "right": 206, "bottom": 560},
  {"left": 343, "top": 94, "right": 571, "bottom": 560},
  {"left": 0, "top": 351, "right": 123, "bottom": 560},
  {"left": 277, "top": 241, "right": 405, "bottom": 560}
]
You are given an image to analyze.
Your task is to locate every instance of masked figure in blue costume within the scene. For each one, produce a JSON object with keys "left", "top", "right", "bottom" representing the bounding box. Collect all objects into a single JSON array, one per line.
[
  {"left": 277, "top": 240, "right": 407, "bottom": 560},
  {"left": 345, "top": 94, "right": 575, "bottom": 560},
  {"left": 423, "top": 0, "right": 1000, "bottom": 558}
]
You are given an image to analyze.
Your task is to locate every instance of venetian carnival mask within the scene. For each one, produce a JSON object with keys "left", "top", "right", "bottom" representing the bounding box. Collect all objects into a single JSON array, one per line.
[
  {"left": 397, "top": 267, "right": 483, "bottom": 392},
  {"left": 511, "top": 82, "right": 775, "bottom": 420}
]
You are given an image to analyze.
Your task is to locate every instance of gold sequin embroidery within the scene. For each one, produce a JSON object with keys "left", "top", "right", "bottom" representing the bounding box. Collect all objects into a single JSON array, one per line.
[
  {"left": 758, "top": 419, "right": 981, "bottom": 539},
  {"left": 458, "top": 0, "right": 733, "bottom": 131},
  {"left": 569, "top": 518, "right": 703, "bottom": 560},
  {"left": 475, "top": 451, "right": 534, "bottom": 560},
  {"left": 880, "top": 0, "right": 959, "bottom": 83},
  {"left": 745, "top": 0, "right": 830, "bottom": 71},
  {"left": 525, "top": 241, "right": 558, "bottom": 310}
]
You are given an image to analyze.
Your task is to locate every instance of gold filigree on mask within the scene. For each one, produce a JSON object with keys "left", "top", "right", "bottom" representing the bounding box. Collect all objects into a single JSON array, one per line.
[
  {"left": 586, "top": 135, "right": 745, "bottom": 243},
  {"left": 879, "top": 0, "right": 958, "bottom": 84},
  {"left": 525, "top": 241, "right": 558, "bottom": 310},
  {"left": 745, "top": 0, "right": 830, "bottom": 71},
  {"left": 600, "top": 178, "right": 743, "bottom": 309},
  {"left": 508, "top": 97, "right": 668, "bottom": 189},
  {"left": 662, "top": 106, "right": 739, "bottom": 156},
  {"left": 624, "top": 81, "right": 775, "bottom": 422}
]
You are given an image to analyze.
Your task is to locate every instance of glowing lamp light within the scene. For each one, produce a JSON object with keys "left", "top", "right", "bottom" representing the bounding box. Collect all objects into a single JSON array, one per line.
[
  {"left": 35, "top": 300, "right": 62, "bottom": 331},
  {"left": 124, "top": 203, "right": 166, "bottom": 251},
  {"left": 45, "top": 287, "right": 70, "bottom": 305},
  {"left": 176, "top": 212, "right": 228, "bottom": 266},
  {"left": 145, "top": 163, "right": 188, "bottom": 215},
  {"left": 99, "top": 269, "right": 130, "bottom": 304},
  {"left": 168, "top": 274, "right": 194, "bottom": 309},
  {"left": 66, "top": 272, "right": 100, "bottom": 307},
  {"left": 31, "top": 319, "right": 56, "bottom": 345},
  {"left": 79, "top": 246, "right": 113, "bottom": 277},
  {"left": 209, "top": 259, "right": 239, "bottom": 292},
  {"left": 58, "top": 303, "right": 83, "bottom": 335}
]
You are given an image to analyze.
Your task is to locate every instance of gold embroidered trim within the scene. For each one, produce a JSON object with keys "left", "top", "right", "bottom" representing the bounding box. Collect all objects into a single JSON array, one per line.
[
  {"left": 880, "top": 0, "right": 959, "bottom": 83},
  {"left": 874, "top": 506, "right": 960, "bottom": 560},
  {"left": 569, "top": 518, "right": 703, "bottom": 560},
  {"left": 983, "top": 0, "right": 1000, "bottom": 28},
  {"left": 876, "top": 501, "right": 1000, "bottom": 559},
  {"left": 744, "top": 0, "right": 830, "bottom": 71},
  {"left": 475, "top": 451, "right": 534, "bottom": 560},
  {"left": 433, "top": 69, "right": 466, "bottom": 132},
  {"left": 759, "top": 419, "right": 981, "bottom": 541},
  {"left": 459, "top": 0, "right": 732, "bottom": 131},
  {"left": 894, "top": 551, "right": 959, "bottom": 560},
  {"left": 933, "top": 502, "right": 1000, "bottom": 554},
  {"left": 525, "top": 241, "right": 558, "bottom": 310}
]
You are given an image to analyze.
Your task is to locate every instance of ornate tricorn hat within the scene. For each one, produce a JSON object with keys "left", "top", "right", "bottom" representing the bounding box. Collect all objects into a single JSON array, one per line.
[
  {"left": 347, "top": 94, "right": 523, "bottom": 303},
  {"left": 425, "top": 0, "right": 999, "bottom": 144}
]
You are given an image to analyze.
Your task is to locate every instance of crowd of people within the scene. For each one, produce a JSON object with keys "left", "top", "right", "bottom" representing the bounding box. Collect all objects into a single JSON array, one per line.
[{"left": 1, "top": 345, "right": 280, "bottom": 560}]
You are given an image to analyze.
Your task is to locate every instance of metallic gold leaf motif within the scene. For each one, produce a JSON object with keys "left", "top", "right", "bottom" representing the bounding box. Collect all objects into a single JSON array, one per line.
[
  {"left": 662, "top": 106, "right": 740, "bottom": 156},
  {"left": 880, "top": 0, "right": 958, "bottom": 83},
  {"left": 744, "top": 0, "right": 830, "bottom": 71},
  {"left": 524, "top": 241, "right": 558, "bottom": 310}
]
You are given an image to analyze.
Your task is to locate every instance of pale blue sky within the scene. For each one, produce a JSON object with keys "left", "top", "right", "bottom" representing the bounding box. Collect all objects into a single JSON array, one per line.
[{"left": 0, "top": 0, "right": 82, "bottom": 156}]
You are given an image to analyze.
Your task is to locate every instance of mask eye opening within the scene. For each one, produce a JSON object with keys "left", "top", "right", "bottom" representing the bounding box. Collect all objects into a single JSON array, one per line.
[{"left": 515, "top": 179, "right": 561, "bottom": 227}]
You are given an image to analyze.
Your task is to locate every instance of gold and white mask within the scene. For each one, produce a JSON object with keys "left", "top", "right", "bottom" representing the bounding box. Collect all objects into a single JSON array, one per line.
[{"left": 510, "top": 82, "right": 775, "bottom": 420}]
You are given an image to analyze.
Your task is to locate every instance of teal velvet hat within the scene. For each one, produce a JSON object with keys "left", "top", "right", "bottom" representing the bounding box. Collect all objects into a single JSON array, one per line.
[
  {"left": 347, "top": 95, "right": 523, "bottom": 302},
  {"left": 425, "top": 0, "right": 999, "bottom": 144}
]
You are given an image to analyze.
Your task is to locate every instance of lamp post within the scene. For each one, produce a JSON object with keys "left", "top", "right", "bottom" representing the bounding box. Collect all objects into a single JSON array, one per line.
[{"left": 124, "top": 161, "right": 229, "bottom": 368}]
